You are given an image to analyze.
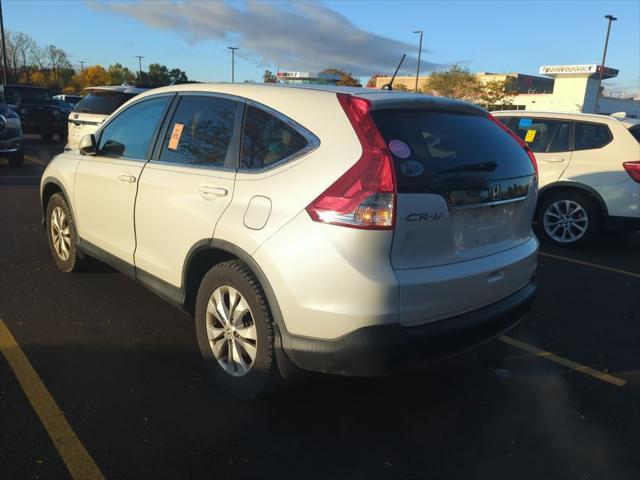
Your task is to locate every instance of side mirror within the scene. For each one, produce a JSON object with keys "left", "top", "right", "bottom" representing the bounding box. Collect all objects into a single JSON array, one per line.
[{"left": 78, "top": 134, "right": 97, "bottom": 156}]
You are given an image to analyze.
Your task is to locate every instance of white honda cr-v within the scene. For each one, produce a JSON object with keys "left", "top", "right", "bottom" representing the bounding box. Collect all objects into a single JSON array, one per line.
[{"left": 40, "top": 84, "right": 538, "bottom": 398}]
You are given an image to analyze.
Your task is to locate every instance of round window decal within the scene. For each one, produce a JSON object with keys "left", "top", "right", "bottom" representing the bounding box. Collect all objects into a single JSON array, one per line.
[
  {"left": 388, "top": 139, "right": 411, "bottom": 159},
  {"left": 400, "top": 160, "right": 424, "bottom": 177}
]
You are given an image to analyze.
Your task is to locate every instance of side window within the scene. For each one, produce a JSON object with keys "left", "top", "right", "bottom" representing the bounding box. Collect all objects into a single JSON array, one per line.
[
  {"left": 629, "top": 125, "right": 640, "bottom": 143},
  {"left": 98, "top": 97, "right": 168, "bottom": 159},
  {"left": 574, "top": 122, "right": 613, "bottom": 150},
  {"left": 158, "top": 96, "right": 238, "bottom": 168},
  {"left": 509, "top": 118, "right": 570, "bottom": 153},
  {"left": 240, "top": 105, "right": 309, "bottom": 170}
]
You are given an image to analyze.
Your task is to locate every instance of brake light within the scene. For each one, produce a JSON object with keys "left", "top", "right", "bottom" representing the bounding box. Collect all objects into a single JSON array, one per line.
[
  {"left": 488, "top": 114, "right": 538, "bottom": 176},
  {"left": 623, "top": 161, "right": 640, "bottom": 182},
  {"left": 306, "top": 94, "right": 396, "bottom": 229}
]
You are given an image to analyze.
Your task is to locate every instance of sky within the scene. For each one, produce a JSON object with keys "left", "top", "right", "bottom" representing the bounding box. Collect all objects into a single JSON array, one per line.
[{"left": 3, "top": 0, "right": 639, "bottom": 96}]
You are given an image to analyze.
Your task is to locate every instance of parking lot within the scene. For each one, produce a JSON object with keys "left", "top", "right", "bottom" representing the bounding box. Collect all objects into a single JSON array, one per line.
[{"left": 1, "top": 140, "right": 639, "bottom": 479}]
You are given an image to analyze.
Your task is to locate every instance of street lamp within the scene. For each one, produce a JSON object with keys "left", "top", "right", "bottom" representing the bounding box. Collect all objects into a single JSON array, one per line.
[
  {"left": 595, "top": 14, "right": 617, "bottom": 113},
  {"left": 413, "top": 30, "right": 423, "bottom": 93},
  {"left": 135, "top": 55, "right": 144, "bottom": 80},
  {"left": 228, "top": 47, "right": 238, "bottom": 83}
]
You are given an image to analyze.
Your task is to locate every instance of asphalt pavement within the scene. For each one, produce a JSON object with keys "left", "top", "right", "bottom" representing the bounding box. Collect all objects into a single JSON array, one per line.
[{"left": 1, "top": 140, "right": 639, "bottom": 480}]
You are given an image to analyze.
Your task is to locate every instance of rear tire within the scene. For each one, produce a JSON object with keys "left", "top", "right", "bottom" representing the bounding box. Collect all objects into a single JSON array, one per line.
[
  {"left": 46, "top": 193, "right": 84, "bottom": 272},
  {"left": 195, "top": 260, "right": 278, "bottom": 399},
  {"left": 536, "top": 192, "right": 602, "bottom": 247}
]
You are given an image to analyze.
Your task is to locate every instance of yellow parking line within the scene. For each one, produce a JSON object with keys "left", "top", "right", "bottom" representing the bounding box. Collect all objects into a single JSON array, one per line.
[
  {"left": 24, "top": 155, "right": 47, "bottom": 166},
  {"left": 499, "top": 335, "right": 626, "bottom": 387},
  {"left": 538, "top": 251, "right": 640, "bottom": 279},
  {"left": 0, "top": 318, "right": 105, "bottom": 480}
]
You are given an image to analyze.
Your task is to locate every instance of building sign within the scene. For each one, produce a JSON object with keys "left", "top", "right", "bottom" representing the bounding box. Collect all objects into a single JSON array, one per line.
[{"left": 539, "top": 64, "right": 618, "bottom": 78}]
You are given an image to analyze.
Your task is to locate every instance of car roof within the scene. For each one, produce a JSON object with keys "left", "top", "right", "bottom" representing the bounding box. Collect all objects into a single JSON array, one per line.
[
  {"left": 83, "top": 85, "right": 149, "bottom": 94},
  {"left": 492, "top": 110, "right": 639, "bottom": 128},
  {"left": 134, "top": 82, "right": 487, "bottom": 115}
]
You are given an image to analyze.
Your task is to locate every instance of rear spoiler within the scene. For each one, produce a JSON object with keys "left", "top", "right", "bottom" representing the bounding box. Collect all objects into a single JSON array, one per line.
[{"left": 367, "top": 95, "right": 487, "bottom": 116}]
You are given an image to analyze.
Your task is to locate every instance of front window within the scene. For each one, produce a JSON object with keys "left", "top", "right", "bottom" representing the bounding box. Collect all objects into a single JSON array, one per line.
[
  {"left": 504, "top": 117, "right": 571, "bottom": 153},
  {"left": 97, "top": 97, "right": 169, "bottom": 159}
]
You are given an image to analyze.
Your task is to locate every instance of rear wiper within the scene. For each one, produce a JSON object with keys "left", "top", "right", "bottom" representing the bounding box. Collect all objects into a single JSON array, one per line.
[{"left": 437, "top": 161, "right": 498, "bottom": 174}]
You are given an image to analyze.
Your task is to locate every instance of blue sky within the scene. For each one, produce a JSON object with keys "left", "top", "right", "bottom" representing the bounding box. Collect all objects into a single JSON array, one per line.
[{"left": 4, "top": 0, "right": 639, "bottom": 96}]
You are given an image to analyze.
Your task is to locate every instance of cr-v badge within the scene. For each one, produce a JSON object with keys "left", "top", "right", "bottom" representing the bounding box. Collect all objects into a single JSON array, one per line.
[{"left": 406, "top": 212, "right": 444, "bottom": 222}]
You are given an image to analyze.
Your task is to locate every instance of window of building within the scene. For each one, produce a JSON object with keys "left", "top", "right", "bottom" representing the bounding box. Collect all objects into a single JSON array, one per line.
[{"left": 240, "top": 105, "right": 309, "bottom": 170}]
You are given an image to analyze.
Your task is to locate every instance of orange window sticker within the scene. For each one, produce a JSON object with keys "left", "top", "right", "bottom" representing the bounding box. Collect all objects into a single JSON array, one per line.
[
  {"left": 524, "top": 129, "right": 536, "bottom": 143},
  {"left": 168, "top": 123, "right": 184, "bottom": 150}
]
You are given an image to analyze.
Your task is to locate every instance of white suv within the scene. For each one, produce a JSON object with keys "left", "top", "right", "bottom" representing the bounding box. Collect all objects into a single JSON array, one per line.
[
  {"left": 494, "top": 111, "right": 640, "bottom": 246},
  {"left": 41, "top": 84, "right": 538, "bottom": 398}
]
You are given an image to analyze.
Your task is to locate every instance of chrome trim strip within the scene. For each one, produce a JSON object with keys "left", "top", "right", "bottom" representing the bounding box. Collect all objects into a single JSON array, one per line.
[{"left": 449, "top": 196, "right": 527, "bottom": 210}]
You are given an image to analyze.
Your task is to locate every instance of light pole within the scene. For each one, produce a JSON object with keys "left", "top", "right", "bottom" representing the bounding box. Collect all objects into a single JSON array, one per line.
[
  {"left": 595, "top": 14, "right": 617, "bottom": 113},
  {"left": 228, "top": 46, "right": 238, "bottom": 83},
  {"left": 413, "top": 30, "right": 423, "bottom": 93},
  {"left": 79, "top": 61, "right": 86, "bottom": 88},
  {"left": 0, "top": 0, "right": 8, "bottom": 84},
  {"left": 135, "top": 55, "right": 144, "bottom": 81}
]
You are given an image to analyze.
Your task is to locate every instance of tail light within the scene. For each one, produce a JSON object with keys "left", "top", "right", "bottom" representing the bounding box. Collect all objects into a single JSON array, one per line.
[
  {"left": 306, "top": 94, "right": 396, "bottom": 229},
  {"left": 488, "top": 114, "right": 538, "bottom": 176},
  {"left": 623, "top": 161, "right": 640, "bottom": 182}
]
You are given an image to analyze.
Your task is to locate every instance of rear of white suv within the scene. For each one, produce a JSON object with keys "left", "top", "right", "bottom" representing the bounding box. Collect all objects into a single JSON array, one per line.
[{"left": 40, "top": 85, "right": 538, "bottom": 398}]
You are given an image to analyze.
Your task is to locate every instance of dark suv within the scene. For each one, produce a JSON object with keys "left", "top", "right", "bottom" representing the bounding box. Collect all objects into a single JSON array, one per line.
[
  {"left": 0, "top": 85, "right": 66, "bottom": 143},
  {"left": 0, "top": 97, "right": 24, "bottom": 165}
]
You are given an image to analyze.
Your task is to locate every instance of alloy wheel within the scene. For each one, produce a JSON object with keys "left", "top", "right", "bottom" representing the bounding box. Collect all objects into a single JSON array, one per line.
[
  {"left": 543, "top": 199, "right": 588, "bottom": 243},
  {"left": 50, "top": 206, "right": 72, "bottom": 260},
  {"left": 205, "top": 286, "right": 258, "bottom": 377}
]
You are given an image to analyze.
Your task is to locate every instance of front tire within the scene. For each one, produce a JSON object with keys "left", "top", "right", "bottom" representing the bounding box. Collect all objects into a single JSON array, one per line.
[
  {"left": 46, "top": 193, "right": 83, "bottom": 272},
  {"left": 195, "top": 260, "right": 277, "bottom": 399},
  {"left": 536, "top": 192, "right": 602, "bottom": 247}
]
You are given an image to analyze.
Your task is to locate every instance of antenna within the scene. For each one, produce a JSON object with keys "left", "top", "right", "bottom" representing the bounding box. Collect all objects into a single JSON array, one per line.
[{"left": 382, "top": 54, "right": 406, "bottom": 91}]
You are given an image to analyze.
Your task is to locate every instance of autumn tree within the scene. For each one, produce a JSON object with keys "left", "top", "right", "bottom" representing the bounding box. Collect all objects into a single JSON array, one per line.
[
  {"left": 366, "top": 73, "right": 385, "bottom": 88},
  {"left": 425, "top": 65, "right": 482, "bottom": 102},
  {"left": 45, "top": 45, "right": 72, "bottom": 91},
  {"left": 321, "top": 68, "right": 362, "bottom": 87},
  {"left": 107, "top": 63, "right": 136, "bottom": 85},
  {"left": 478, "top": 79, "right": 516, "bottom": 109},
  {"left": 263, "top": 70, "right": 277, "bottom": 83}
]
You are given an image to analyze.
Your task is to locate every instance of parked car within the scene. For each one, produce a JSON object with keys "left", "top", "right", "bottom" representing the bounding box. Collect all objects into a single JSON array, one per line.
[
  {"left": 0, "top": 84, "right": 67, "bottom": 143},
  {"left": 494, "top": 111, "right": 640, "bottom": 246},
  {"left": 0, "top": 97, "right": 24, "bottom": 165},
  {"left": 53, "top": 94, "right": 82, "bottom": 106},
  {"left": 53, "top": 99, "right": 73, "bottom": 116},
  {"left": 40, "top": 84, "right": 538, "bottom": 398},
  {"left": 67, "top": 85, "right": 148, "bottom": 150}
]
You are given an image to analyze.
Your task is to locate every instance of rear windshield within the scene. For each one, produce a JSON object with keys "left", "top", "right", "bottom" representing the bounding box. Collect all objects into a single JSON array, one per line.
[
  {"left": 372, "top": 109, "right": 535, "bottom": 195},
  {"left": 4, "top": 86, "right": 52, "bottom": 105},
  {"left": 629, "top": 125, "right": 640, "bottom": 143},
  {"left": 74, "top": 91, "right": 137, "bottom": 115}
]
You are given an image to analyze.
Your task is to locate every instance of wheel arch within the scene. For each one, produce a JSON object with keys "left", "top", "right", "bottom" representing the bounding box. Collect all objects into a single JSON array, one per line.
[
  {"left": 537, "top": 181, "right": 609, "bottom": 218},
  {"left": 181, "top": 240, "right": 285, "bottom": 331},
  {"left": 40, "top": 177, "right": 76, "bottom": 227}
]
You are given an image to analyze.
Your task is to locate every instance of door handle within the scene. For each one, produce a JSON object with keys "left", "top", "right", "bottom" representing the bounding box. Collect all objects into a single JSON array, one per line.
[
  {"left": 543, "top": 158, "right": 565, "bottom": 163},
  {"left": 199, "top": 185, "right": 228, "bottom": 198},
  {"left": 118, "top": 174, "right": 136, "bottom": 183}
]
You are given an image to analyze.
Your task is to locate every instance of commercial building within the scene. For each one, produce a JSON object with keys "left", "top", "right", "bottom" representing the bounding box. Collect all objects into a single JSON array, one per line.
[
  {"left": 374, "top": 64, "right": 640, "bottom": 118},
  {"left": 276, "top": 71, "right": 341, "bottom": 85}
]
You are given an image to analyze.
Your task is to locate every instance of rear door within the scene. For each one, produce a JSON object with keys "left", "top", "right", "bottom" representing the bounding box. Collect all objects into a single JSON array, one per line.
[
  {"left": 499, "top": 116, "right": 572, "bottom": 188},
  {"left": 134, "top": 93, "right": 241, "bottom": 288},
  {"left": 371, "top": 108, "right": 537, "bottom": 270}
]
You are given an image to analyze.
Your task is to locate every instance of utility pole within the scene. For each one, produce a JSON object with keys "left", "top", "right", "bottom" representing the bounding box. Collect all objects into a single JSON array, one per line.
[
  {"left": 135, "top": 55, "right": 144, "bottom": 81},
  {"left": 595, "top": 14, "right": 617, "bottom": 113},
  {"left": 413, "top": 30, "right": 423, "bottom": 93},
  {"left": 0, "top": 0, "right": 8, "bottom": 84},
  {"left": 78, "top": 61, "right": 86, "bottom": 89},
  {"left": 227, "top": 47, "right": 238, "bottom": 83}
]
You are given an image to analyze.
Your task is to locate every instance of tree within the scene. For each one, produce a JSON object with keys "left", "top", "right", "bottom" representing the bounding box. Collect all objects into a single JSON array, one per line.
[
  {"left": 262, "top": 70, "right": 277, "bottom": 83},
  {"left": 366, "top": 73, "right": 384, "bottom": 88},
  {"left": 321, "top": 68, "right": 362, "bottom": 87},
  {"left": 479, "top": 79, "right": 516, "bottom": 109},
  {"left": 425, "top": 65, "right": 482, "bottom": 101},
  {"left": 169, "top": 68, "right": 188, "bottom": 84},
  {"left": 83, "top": 65, "right": 109, "bottom": 87},
  {"left": 392, "top": 83, "right": 408, "bottom": 91},
  {"left": 45, "top": 45, "right": 72, "bottom": 91},
  {"left": 107, "top": 63, "right": 136, "bottom": 85}
]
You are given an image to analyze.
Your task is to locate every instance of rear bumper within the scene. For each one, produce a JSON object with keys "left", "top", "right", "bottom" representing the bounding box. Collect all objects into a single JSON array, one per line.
[{"left": 279, "top": 278, "right": 536, "bottom": 376}]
